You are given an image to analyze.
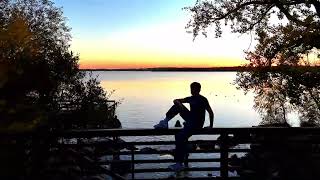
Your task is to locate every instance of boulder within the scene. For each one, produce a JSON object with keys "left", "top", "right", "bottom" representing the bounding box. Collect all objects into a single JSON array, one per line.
[
  {"left": 175, "top": 120, "right": 182, "bottom": 127},
  {"left": 139, "top": 147, "right": 158, "bottom": 153}
]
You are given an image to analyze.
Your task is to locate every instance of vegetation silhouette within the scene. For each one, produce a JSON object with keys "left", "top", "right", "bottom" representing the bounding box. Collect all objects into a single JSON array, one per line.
[
  {"left": 186, "top": 0, "right": 320, "bottom": 126},
  {"left": 80, "top": 66, "right": 254, "bottom": 71},
  {"left": 186, "top": 1, "right": 320, "bottom": 179},
  {"left": 0, "top": 0, "right": 120, "bottom": 132},
  {"left": 0, "top": 0, "right": 120, "bottom": 179},
  {"left": 228, "top": 129, "right": 320, "bottom": 180}
]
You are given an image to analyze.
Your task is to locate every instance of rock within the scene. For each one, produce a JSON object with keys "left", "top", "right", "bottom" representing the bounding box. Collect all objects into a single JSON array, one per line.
[
  {"left": 112, "top": 137, "right": 136, "bottom": 151},
  {"left": 139, "top": 147, "right": 158, "bottom": 153},
  {"left": 57, "top": 165, "right": 81, "bottom": 175},
  {"left": 229, "top": 154, "right": 241, "bottom": 173},
  {"left": 175, "top": 120, "right": 182, "bottom": 127},
  {"left": 81, "top": 147, "right": 95, "bottom": 156},
  {"left": 94, "top": 138, "right": 118, "bottom": 155},
  {"left": 233, "top": 132, "right": 251, "bottom": 142},
  {"left": 216, "top": 135, "right": 238, "bottom": 147},
  {"left": 187, "top": 144, "right": 197, "bottom": 151},
  {"left": 112, "top": 116, "right": 122, "bottom": 128},
  {"left": 198, "top": 141, "right": 215, "bottom": 150},
  {"left": 160, "top": 149, "right": 175, "bottom": 156},
  {"left": 229, "top": 154, "right": 241, "bottom": 166},
  {"left": 47, "top": 155, "right": 62, "bottom": 164},
  {"left": 110, "top": 159, "right": 131, "bottom": 175},
  {"left": 85, "top": 175, "right": 108, "bottom": 180}
]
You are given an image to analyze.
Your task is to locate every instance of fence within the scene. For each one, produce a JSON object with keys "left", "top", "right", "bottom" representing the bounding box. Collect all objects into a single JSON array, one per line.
[{"left": 51, "top": 127, "right": 320, "bottom": 180}]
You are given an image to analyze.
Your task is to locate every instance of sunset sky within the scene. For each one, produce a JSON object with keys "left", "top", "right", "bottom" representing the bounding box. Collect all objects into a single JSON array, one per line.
[{"left": 53, "top": 0, "right": 254, "bottom": 69}]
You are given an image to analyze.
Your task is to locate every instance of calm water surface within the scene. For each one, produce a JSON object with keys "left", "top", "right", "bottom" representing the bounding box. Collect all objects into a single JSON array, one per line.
[
  {"left": 93, "top": 71, "right": 268, "bottom": 178},
  {"left": 94, "top": 71, "right": 261, "bottom": 128},
  {"left": 92, "top": 71, "right": 301, "bottom": 178}
]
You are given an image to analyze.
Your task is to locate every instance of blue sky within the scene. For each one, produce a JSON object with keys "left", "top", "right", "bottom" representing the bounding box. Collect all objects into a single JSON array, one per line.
[
  {"left": 54, "top": 0, "right": 195, "bottom": 37},
  {"left": 53, "top": 0, "right": 251, "bottom": 69}
]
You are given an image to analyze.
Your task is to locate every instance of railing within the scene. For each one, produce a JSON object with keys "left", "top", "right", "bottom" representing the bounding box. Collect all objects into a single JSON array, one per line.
[{"left": 51, "top": 127, "right": 320, "bottom": 180}]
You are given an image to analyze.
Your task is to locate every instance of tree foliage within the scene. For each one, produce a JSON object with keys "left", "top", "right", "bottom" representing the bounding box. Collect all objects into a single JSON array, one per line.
[
  {"left": 0, "top": 1, "right": 120, "bottom": 179},
  {"left": 186, "top": 0, "right": 320, "bottom": 125},
  {"left": 0, "top": 0, "right": 120, "bottom": 131}
]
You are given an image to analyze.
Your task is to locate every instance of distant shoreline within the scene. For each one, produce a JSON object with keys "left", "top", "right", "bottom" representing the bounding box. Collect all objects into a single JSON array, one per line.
[
  {"left": 80, "top": 66, "right": 248, "bottom": 72},
  {"left": 80, "top": 66, "right": 320, "bottom": 72}
]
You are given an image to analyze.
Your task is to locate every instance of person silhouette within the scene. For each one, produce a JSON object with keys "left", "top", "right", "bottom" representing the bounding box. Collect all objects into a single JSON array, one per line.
[{"left": 154, "top": 82, "right": 214, "bottom": 171}]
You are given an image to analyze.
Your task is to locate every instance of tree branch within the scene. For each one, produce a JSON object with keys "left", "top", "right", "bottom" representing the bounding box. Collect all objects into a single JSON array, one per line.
[
  {"left": 209, "top": 0, "right": 315, "bottom": 26},
  {"left": 310, "top": 0, "right": 320, "bottom": 18},
  {"left": 247, "top": 4, "right": 275, "bottom": 31},
  {"left": 274, "top": 0, "right": 307, "bottom": 26},
  {"left": 211, "top": 0, "right": 274, "bottom": 21}
]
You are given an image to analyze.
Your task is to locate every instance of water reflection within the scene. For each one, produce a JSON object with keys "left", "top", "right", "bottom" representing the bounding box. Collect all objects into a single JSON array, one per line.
[
  {"left": 94, "top": 71, "right": 260, "bottom": 128},
  {"left": 236, "top": 66, "right": 320, "bottom": 126}
]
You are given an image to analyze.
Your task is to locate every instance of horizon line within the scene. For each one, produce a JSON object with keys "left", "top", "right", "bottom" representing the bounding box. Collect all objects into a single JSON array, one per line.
[{"left": 80, "top": 66, "right": 244, "bottom": 70}]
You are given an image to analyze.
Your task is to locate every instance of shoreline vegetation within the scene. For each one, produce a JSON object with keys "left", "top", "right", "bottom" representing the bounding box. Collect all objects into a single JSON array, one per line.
[{"left": 80, "top": 65, "right": 320, "bottom": 72}]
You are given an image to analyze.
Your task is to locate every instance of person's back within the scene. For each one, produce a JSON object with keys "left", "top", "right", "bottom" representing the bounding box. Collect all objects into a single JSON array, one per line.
[{"left": 184, "top": 94, "right": 209, "bottom": 129}]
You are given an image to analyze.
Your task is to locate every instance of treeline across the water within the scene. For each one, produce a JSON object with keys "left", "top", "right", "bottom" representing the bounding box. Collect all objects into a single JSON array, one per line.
[
  {"left": 81, "top": 66, "right": 248, "bottom": 71},
  {"left": 81, "top": 65, "right": 320, "bottom": 72}
]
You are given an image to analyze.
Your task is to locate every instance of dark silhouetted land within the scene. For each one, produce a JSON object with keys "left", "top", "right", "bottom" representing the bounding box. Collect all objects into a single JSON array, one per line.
[
  {"left": 81, "top": 66, "right": 320, "bottom": 72},
  {"left": 81, "top": 66, "right": 250, "bottom": 72}
]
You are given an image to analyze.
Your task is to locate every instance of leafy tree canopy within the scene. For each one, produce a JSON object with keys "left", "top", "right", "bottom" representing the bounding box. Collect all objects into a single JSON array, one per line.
[
  {"left": 0, "top": 0, "right": 119, "bottom": 131},
  {"left": 186, "top": 0, "right": 320, "bottom": 125},
  {"left": 186, "top": 0, "right": 320, "bottom": 66}
]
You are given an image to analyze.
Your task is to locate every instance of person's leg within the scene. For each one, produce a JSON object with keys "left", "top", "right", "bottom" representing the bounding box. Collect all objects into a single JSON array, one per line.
[
  {"left": 174, "top": 127, "right": 192, "bottom": 163},
  {"left": 169, "top": 126, "right": 194, "bottom": 171},
  {"left": 165, "top": 103, "right": 190, "bottom": 121},
  {"left": 154, "top": 103, "right": 190, "bottom": 129}
]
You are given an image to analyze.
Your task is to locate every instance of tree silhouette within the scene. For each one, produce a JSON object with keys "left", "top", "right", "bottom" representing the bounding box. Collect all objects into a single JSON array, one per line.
[
  {"left": 0, "top": 0, "right": 119, "bottom": 131},
  {"left": 0, "top": 1, "right": 120, "bottom": 178},
  {"left": 185, "top": 0, "right": 320, "bottom": 125}
]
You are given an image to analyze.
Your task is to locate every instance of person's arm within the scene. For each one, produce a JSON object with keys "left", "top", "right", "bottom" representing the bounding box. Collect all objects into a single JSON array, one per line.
[
  {"left": 206, "top": 104, "right": 214, "bottom": 128},
  {"left": 173, "top": 97, "right": 189, "bottom": 109}
]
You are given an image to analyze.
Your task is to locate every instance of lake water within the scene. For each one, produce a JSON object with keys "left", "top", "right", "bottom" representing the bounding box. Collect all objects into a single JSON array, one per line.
[
  {"left": 94, "top": 71, "right": 261, "bottom": 128},
  {"left": 93, "top": 71, "right": 294, "bottom": 178}
]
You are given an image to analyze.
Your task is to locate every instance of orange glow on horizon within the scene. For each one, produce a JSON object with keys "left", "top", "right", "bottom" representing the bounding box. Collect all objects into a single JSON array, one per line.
[{"left": 79, "top": 57, "right": 248, "bottom": 69}]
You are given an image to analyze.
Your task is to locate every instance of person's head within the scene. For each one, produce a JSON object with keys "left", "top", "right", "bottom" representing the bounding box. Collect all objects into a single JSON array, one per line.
[{"left": 190, "top": 82, "right": 201, "bottom": 96}]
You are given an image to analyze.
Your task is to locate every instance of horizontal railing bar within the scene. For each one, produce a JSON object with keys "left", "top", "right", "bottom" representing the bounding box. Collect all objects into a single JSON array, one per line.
[
  {"left": 59, "top": 140, "right": 218, "bottom": 146},
  {"left": 133, "top": 178, "right": 221, "bottom": 180},
  {"left": 57, "top": 139, "right": 320, "bottom": 151},
  {"left": 129, "top": 140, "right": 217, "bottom": 145},
  {"left": 95, "top": 148, "right": 250, "bottom": 155},
  {"left": 133, "top": 167, "right": 221, "bottom": 173},
  {"left": 4, "top": 127, "right": 320, "bottom": 138},
  {"left": 51, "top": 127, "right": 320, "bottom": 138},
  {"left": 134, "top": 177, "right": 241, "bottom": 180},
  {"left": 249, "top": 140, "right": 320, "bottom": 144},
  {"left": 136, "top": 139, "right": 320, "bottom": 144},
  {"left": 101, "top": 149, "right": 222, "bottom": 155},
  {"left": 98, "top": 158, "right": 221, "bottom": 164}
]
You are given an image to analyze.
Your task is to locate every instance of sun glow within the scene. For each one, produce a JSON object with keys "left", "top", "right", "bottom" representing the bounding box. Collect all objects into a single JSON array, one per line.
[
  {"left": 53, "top": 0, "right": 254, "bottom": 69},
  {"left": 74, "top": 21, "right": 251, "bottom": 69}
]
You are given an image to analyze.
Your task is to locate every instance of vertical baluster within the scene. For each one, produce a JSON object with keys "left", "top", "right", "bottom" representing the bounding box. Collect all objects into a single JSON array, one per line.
[
  {"left": 131, "top": 147, "right": 135, "bottom": 179},
  {"left": 220, "top": 132, "right": 228, "bottom": 180}
]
